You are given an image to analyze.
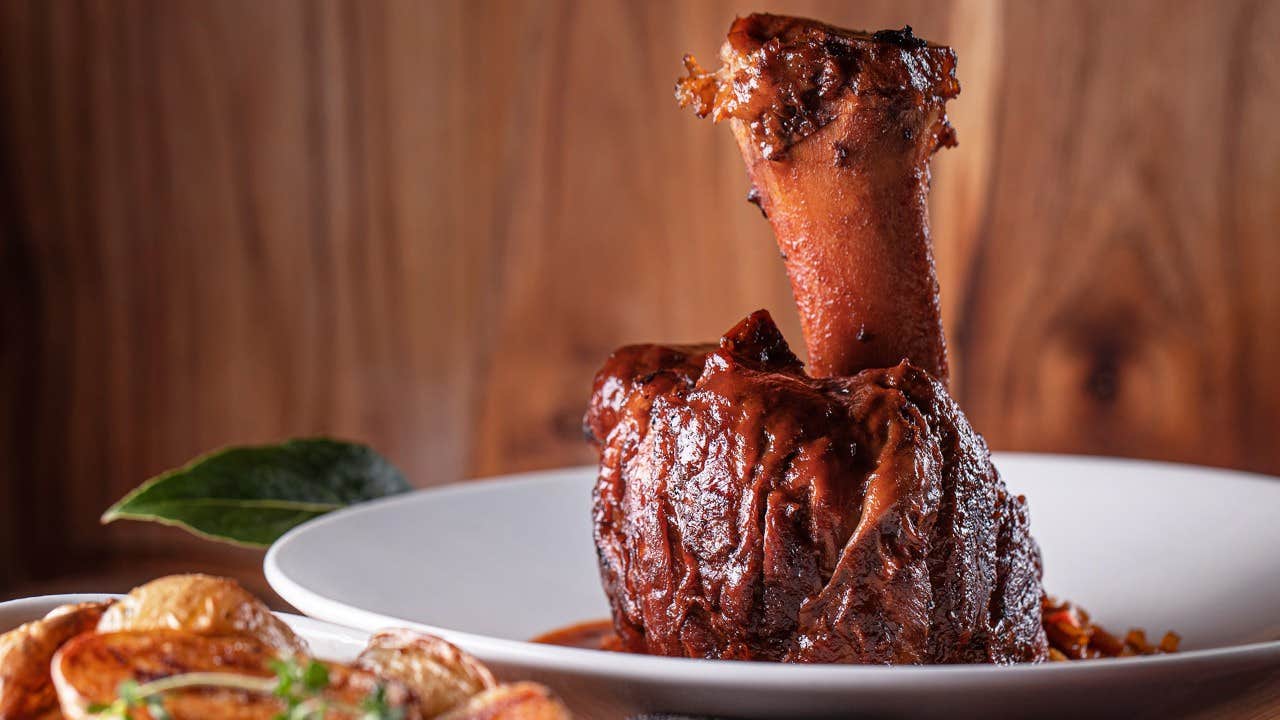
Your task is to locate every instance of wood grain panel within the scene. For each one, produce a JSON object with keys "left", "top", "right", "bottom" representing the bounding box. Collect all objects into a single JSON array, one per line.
[
  {"left": 0, "top": 0, "right": 1277, "bottom": 615},
  {"left": 950, "top": 0, "right": 1280, "bottom": 475}
]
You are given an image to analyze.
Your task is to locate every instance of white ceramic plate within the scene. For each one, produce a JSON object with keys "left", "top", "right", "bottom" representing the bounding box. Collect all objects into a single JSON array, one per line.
[
  {"left": 0, "top": 593, "right": 371, "bottom": 663},
  {"left": 265, "top": 453, "right": 1280, "bottom": 719}
]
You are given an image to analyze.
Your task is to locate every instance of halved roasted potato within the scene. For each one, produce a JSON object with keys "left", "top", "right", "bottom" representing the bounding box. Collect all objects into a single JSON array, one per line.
[
  {"left": 356, "top": 629, "right": 496, "bottom": 716},
  {"left": 0, "top": 601, "right": 109, "bottom": 720},
  {"left": 97, "top": 574, "right": 305, "bottom": 655},
  {"left": 52, "top": 630, "right": 416, "bottom": 720}
]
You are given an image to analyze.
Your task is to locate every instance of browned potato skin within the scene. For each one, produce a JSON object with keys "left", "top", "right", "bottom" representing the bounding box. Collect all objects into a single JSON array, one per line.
[
  {"left": 2, "top": 575, "right": 571, "bottom": 719},
  {"left": 0, "top": 601, "right": 108, "bottom": 720},
  {"left": 437, "top": 683, "right": 572, "bottom": 720},
  {"left": 52, "top": 630, "right": 419, "bottom": 720},
  {"left": 357, "top": 629, "right": 496, "bottom": 717},
  {"left": 52, "top": 630, "right": 278, "bottom": 720},
  {"left": 97, "top": 574, "right": 305, "bottom": 655}
]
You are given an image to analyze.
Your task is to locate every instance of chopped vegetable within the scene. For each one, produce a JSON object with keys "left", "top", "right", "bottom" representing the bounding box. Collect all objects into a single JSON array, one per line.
[{"left": 1042, "top": 596, "right": 1180, "bottom": 660}]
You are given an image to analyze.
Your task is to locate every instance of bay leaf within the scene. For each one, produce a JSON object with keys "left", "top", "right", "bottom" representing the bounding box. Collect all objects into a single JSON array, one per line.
[{"left": 102, "top": 438, "right": 411, "bottom": 547}]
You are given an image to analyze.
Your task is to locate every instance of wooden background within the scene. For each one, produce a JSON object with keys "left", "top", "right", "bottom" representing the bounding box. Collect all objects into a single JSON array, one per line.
[{"left": 1, "top": 0, "right": 1278, "bottom": 603}]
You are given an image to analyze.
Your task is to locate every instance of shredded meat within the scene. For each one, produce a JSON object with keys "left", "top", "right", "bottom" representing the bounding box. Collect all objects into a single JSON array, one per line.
[
  {"left": 584, "top": 12, "right": 1177, "bottom": 667},
  {"left": 586, "top": 311, "right": 1046, "bottom": 664}
]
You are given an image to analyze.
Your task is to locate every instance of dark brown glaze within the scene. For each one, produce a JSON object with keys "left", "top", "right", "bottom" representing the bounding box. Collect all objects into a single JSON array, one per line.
[
  {"left": 586, "top": 311, "right": 1046, "bottom": 664},
  {"left": 677, "top": 14, "right": 957, "bottom": 382}
]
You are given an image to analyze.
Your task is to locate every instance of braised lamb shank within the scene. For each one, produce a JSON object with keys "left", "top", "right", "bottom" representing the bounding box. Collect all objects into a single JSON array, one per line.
[{"left": 585, "top": 14, "right": 1048, "bottom": 664}]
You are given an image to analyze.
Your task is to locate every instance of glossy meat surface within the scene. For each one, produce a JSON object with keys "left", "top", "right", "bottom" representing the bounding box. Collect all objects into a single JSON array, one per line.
[
  {"left": 678, "top": 14, "right": 957, "bottom": 381},
  {"left": 586, "top": 311, "right": 1046, "bottom": 663}
]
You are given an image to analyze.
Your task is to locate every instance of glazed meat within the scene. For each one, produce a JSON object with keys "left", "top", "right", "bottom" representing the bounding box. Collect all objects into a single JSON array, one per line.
[
  {"left": 585, "top": 14, "right": 1049, "bottom": 664},
  {"left": 678, "top": 14, "right": 957, "bottom": 381},
  {"left": 586, "top": 311, "right": 1045, "bottom": 663}
]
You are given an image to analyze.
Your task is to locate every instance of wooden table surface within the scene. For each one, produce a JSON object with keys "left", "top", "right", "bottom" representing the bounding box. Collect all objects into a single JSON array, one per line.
[{"left": 0, "top": 1, "right": 1276, "bottom": 716}]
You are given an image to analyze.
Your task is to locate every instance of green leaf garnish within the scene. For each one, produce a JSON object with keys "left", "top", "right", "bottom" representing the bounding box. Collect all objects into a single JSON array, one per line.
[
  {"left": 270, "top": 658, "right": 297, "bottom": 698},
  {"left": 101, "top": 438, "right": 410, "bottom": 547},
  {"left": 303, "top": 660, "right": 330, "bottom": 692}
]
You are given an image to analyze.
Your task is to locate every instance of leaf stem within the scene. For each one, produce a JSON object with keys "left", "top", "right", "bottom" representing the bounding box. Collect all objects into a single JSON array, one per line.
[{"left": 95, "top": 670, "right": 386, "bottom": 719}]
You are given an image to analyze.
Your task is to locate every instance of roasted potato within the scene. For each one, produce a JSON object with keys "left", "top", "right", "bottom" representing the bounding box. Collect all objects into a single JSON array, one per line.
[
  {"left": 437, "top": 682, "right": 572, "bottom": 720},
  {"left": 52, "top": 630, "right": 416, "bottom": 720},
  {"left": 356, "top": 629, "right": 496, "bottom": 716},
  {"left": 0, "top": 601, "right": 108, "bottom": 720},
  {"left": 5, "top": 575, "right": 570, "bottom": 720},
  {"left": 97, "top": 574, "right": 305, "bottom": 655}
]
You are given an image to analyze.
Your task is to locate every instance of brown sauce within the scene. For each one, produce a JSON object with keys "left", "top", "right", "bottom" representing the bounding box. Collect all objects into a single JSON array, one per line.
[
  {"left": 534, "top": 606, "right": 1180, "bottom": 660},
  {"left": 531, "top": 619, "right": 620, "bottom": 651}
]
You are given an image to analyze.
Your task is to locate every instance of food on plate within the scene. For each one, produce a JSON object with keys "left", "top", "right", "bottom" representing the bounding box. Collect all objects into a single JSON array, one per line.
[
  {"left": 587, "top": 310, "right": 1043, "bottom": 663},
  {"left": 0, "top": 575, "right": 570, "bottom": 719},
  {"left": 97, "top": 573, "right": 305, "bottom": 654},
  {"left": 583, "top": 12, "right": 1176, "bottom": 665},
  {"left": 52, "top": 630, "right": 407, "bottom": 719},
  {"left": 588, "top": 11, "right": 1040, "bottom": 665},
  {"left": 356, "top": 630, "right": 497, "bottom": 716},
  {"left": 1042, "top": 597, "right": 1179, "bottom": 660}
]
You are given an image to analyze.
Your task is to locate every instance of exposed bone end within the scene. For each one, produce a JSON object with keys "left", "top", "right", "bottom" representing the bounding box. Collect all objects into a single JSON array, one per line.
[{"left": 679, "top": 14, "right": 959, "bottom": 382}]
